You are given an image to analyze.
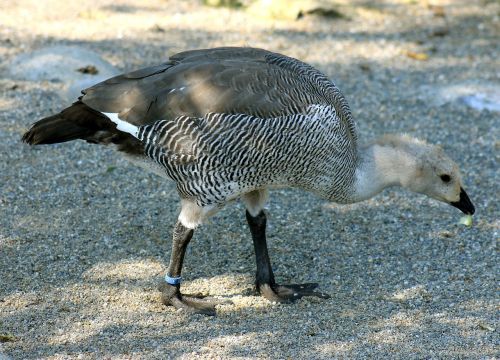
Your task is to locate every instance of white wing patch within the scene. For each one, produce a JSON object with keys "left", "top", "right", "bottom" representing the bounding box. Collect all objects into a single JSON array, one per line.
[{"left": 103, "top": 112, "right": 139, "bottom": 138}]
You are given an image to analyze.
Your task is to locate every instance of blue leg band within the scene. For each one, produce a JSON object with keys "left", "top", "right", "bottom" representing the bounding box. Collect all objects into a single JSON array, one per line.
[{"left": 165, "top": 274, "right": 182, "bottom": 285}]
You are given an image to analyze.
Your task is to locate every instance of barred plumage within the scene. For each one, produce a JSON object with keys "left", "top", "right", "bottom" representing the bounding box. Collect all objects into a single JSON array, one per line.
[
  {"left": 22, "top": 47, "right": 474, "bottom": 315},
  {"left": 136, "top": 103, "right": 356, "bottom": 207},
  {"left": 83, "top": 47, "right": 361, "bottom": 209}
]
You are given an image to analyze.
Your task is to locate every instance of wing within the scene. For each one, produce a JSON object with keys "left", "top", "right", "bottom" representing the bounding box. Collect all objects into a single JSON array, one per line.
[
  {"left": 80, "top": 47, "right": 357, "bottom": 162},
  {"left": 81, "top": 47, "right": 356, "bottom": 146}
]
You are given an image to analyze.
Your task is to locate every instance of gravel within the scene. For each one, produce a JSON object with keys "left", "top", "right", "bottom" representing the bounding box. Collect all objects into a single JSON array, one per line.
[{"left": 0, "top": 0, "right": 498, "bottom": 359}]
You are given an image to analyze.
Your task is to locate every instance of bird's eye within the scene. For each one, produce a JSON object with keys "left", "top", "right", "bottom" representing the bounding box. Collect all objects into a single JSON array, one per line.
[{"left": 440, "top": 174, "right": 451, "bottom": 183}]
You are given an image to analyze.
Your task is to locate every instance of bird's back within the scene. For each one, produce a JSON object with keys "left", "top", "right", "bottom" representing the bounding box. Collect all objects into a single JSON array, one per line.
[{"left": 24, "top": 47, "right": 359, "bottom": 206}]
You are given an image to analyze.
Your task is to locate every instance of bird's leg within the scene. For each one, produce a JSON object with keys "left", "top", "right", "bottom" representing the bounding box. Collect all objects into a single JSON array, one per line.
[
  {"left": 158, "top": 220, "right": 228, "bottom": 315},
  {"left": 245, "top": 210, "right": 330, "bottom": 302}
]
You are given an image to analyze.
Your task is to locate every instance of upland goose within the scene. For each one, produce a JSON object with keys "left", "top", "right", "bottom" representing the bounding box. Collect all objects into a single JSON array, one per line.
[{"left": 23, "top": 47, "right": 475, "bottom": 315}]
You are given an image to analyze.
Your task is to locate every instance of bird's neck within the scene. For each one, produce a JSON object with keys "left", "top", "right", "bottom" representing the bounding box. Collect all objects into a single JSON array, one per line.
[{"left": 350, "top": 143, "right": 416, "bottom": 203}]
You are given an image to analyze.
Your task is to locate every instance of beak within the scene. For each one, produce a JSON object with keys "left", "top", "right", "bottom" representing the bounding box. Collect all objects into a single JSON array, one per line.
[{"left": 450, "top": 188, "right": 475, "bottom": 215}]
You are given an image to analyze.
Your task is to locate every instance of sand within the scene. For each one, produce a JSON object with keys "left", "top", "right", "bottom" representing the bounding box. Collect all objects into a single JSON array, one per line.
[{"left": 0, "top": 0, "right": 498, "bottom": 358}]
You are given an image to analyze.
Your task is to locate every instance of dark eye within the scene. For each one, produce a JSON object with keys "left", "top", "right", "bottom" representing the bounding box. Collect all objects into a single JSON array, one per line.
[{"left": 440, "top": 174, "right": 451, "bottom": 183}]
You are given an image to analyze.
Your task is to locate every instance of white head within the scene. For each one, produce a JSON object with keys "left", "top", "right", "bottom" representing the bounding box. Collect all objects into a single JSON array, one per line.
[{"left": 368, "top": 135, "right": 475, "bottom": 214}]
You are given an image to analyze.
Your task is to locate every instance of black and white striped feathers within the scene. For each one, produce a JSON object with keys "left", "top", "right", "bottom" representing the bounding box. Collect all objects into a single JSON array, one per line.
[
  {"left": 23, "top": 47, "right": 359, "bottom": 207},
  {"left": 132, "top": 104, "right": 357, "bottom": 206}
]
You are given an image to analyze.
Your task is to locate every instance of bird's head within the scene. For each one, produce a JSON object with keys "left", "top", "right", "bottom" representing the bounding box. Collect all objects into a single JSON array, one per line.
[{"left": 397, "top": 138, "right": 475, "bottom": 215}]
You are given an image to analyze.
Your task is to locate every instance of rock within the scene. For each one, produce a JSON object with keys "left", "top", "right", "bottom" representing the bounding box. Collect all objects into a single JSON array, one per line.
[
  {"left": 6, "top": 45, "right": 119, "bottom": 101},
  {"left": 459, "top": 93, "right": 500, "bottom": 112},
  {"left": 419, "top": 82, "right": 500, "bottom": 112}
]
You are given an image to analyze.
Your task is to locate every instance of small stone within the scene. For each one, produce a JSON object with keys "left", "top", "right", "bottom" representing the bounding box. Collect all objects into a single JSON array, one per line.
[
  {"left": 0, "top": 333, "right": 16, "bottom": 343},
  {"left": 76, "top": 65, "right": 99, "bottom": 75},
  {"left": 478, "top": 322, "right": 495, "bottom": 332}
]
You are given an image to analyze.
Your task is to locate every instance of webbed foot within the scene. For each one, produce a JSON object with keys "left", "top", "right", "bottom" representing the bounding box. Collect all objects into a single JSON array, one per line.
[
  {"left": 258, "top": 282, "right": 330, "bottom": 303},
  {"left": 159, "top": 283, "right": 231, "bottom": 316}
]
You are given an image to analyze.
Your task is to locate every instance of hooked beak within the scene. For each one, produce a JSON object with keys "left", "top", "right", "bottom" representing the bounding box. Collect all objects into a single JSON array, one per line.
[{"left": 450, "top": 188, "right": 475, "bottom": 215}]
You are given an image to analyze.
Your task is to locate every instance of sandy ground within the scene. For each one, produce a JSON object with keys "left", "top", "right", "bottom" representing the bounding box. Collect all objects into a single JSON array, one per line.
[{"left": 0, "top": 0, "right": 499, "bottom": 358}]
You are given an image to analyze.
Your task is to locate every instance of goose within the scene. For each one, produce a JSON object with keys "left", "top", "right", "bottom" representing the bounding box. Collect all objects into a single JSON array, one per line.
[{"left": 22, "top": 47, "right": 475, "bottom": 315}]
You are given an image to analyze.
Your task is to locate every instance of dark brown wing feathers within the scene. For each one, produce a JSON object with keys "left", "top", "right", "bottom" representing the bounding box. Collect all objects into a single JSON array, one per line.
[
  {"left": 80, "top": 47, "right": 323, "bottom": 125},
  {"left": 22, "top": 47, "right": 348, "bottom": 158}
]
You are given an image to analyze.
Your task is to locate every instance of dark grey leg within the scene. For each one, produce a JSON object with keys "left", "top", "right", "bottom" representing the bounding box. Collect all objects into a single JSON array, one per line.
[
  {"left": 246, "top": 210, "right": 330, "bottom": 302},
  {"left": 246, "top": 210, "right": 274, "bottom": 286},
  {"left": 167, "top": 220, "right": 194, "bottom": 278},
  {"left": 159, "top": 221, "right": 229, "bottom": 315}
]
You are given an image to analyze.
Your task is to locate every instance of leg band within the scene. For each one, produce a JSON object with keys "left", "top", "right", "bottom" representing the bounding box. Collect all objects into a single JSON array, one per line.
[{"left": 165, "top": 274, "right": 182, "bottom": 285}]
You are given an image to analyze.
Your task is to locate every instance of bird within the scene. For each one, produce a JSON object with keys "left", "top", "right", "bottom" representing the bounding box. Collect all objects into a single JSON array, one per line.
[{"left": 22, "top": 47, "right": 475, "bottom": 315}]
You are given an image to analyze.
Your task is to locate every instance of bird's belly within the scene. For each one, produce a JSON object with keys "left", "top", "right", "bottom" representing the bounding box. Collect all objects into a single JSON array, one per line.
[{"left": 122, "top": 153, "right": 171, "bottom": 180}]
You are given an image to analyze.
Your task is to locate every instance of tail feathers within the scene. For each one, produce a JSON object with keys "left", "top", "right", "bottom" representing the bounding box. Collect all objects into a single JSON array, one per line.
[
  {"left": 22, "top": 114, "right": 92, "bottom": 145},
  {"left": 22, "top": 101, "right": 113, "bottom": 145}
]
